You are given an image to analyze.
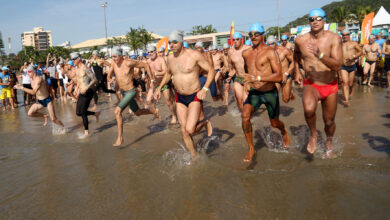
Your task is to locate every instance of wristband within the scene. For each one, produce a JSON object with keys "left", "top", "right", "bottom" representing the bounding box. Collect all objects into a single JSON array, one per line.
[
  {"left": 151, "top": 80, "right": 155, "bottom": 82},
  {"left": 284, "top": 72, "right": 289, "bottom": 76},
  {"left": 202, "top": 87, "right": 209, "bottom": 91},
  {"left": 319, "top": 52, "right": 324, "bottom": 59},
  {"left": 257, "top": 76, "right": 261, "bottom": 82}
]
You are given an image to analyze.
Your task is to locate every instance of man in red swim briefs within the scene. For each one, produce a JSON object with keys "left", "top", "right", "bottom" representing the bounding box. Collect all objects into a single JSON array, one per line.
[{"left": 294, "top": 8, "right": 343, "bottom": 157}]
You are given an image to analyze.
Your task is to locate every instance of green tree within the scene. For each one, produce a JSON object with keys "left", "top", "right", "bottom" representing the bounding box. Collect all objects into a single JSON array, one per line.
[
  {"left": 187, "top": 25, "right": 217, "bottom": 35},
  {"left": 138, "top": 26, "right": 155, "bottom": 49},
  {"left": 126, "top": 27, "right": 142, "bottom": 55},
  {"left": 333, "top": 6, "right": 346, "bottom": 24}
]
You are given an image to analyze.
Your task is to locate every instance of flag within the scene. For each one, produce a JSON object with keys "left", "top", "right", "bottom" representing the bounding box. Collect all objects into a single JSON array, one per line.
[
  {"left": 361, "top": 12, "right": 375, "bottom": 44},
  {"left": 156, "top": 36, "right": 169, "bottom": 53},
  {"left": 229, "top": 21, "right": 235, "bottom": 47}
]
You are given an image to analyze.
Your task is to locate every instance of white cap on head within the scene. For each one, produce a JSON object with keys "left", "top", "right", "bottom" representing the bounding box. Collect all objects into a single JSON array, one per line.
[
  {"left": 369, "top": 35, "right": 376, "bottom": 39},
  {"left": 195, "top": 41, "right": 203, "bottom": 48},
  {"left": 147, "top": 45, "right": 156, "bottom": 52},
  {"left": 92, "top": 50, "right": 99, "bottom": 55},
  {"left": 211, "top": 44, "right": 218, "bottom": 50},
  {"left": 168, "top": 30, "right": 184, "bottom": 42},
  {"left": 70, "top": 52, "right": 80, "bottom": 60},
  {"left": 341, "top": 29, "right": 349, "bottom": 35},
  {"left": 112, "top": 46, "right": 123, "bottom": 56},
  {"left": 158, "top": 46, "right": 165, "bottom": 52},
  {"left": 223, "top": 43, "right": 229, "bottom": 49},
  {"left": 26, "top": 65, "right": 35, "bottom": 72},
  {"left": 267, "top": 35, "right": 277, "bottom": 44}
]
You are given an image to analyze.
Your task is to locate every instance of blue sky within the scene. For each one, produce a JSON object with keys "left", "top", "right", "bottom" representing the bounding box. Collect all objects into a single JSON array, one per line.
[{"left": 0, "top": 0, "right": 339, "bottom": 53}]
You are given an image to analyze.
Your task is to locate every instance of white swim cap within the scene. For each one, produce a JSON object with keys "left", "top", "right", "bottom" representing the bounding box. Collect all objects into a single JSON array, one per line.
[
  {"left": 147, "top": 45, "right": 156, "bottom": 52},
  {"left": 267, "top": 35, "right": 277, "bottom": 44},
  {"left": 369, "top": 35, "right": 376, "bottom": 39},
  {"left": 341, "top": 29, "right": 349, "bottom": 35},
  {"left": 223, "top": 43, "right": 229, "bottom": 49},
  {"left": 195, "top": 41, "right": 204, "bottom": 48},
  {"left": 168, "top": 30, "right": 184, "bottom": 42},
  {"left": 211, "top": 44, "right": 218, "bottom": 50},
  {"left": 112, "top": 46, "right": 123, "bottom": 56},
  {"left": 158, "top": 46, "right": 165, "bottom": 52},
  {"left": 92, "top": 50, "right": 99, "bottom": 55},
  {"left": 70, "top": 52, "right": 80, "bottom": 60}
]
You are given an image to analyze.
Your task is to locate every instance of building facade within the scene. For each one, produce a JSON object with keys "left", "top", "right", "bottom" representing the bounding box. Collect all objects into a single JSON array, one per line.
[{"left": 21, "top": 27, "right": 53, "bottom": 51}]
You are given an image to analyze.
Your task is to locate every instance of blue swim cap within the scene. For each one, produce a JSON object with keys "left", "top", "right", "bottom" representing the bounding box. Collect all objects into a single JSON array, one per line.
[
  {"left": 232, "top": 32, "right": 243, "bottom": 39},
  {"left": 183, "top": 42, "right": 189, "bottom": 48},
  {"left": 131, "top": 55, "right": 137, "bottom": 59},
  {"left": 281, "top": 35, "right": 288, "bottom": 40},
  {"left": 309, "top": 8, "right": 326, "bottom": 20},
  {"left": 245, "top": 39, "right": 253, "bottom": 46},
  {"left": 67, "top": 60, "right": 74, "bottom": 67},
  {"left": 249, "top": 22, "right": 265, "bottom": 34},
  {"left": 2, "top": 66, "right": 8, "bottom": 71}
]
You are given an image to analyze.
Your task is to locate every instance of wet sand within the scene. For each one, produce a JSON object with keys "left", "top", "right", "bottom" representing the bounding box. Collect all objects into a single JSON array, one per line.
[{"left": 0, "top": 85, "right": 390, "bottom": 219}]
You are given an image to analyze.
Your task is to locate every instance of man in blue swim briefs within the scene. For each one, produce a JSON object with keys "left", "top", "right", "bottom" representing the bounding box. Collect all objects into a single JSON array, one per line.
[
  {"left": 341, "top": 29, "right": 362, "bottom": 106},
  {"left": 108, "top": 47, "right": 160, "bottom": 147},
  {"left": 227, "top": 32, "right": 251, "bottom": 112},
  {"left": 155, "top": 30, "right": 214, "bottom": 162},
  {"left": 14, "top": 65, "right": 63, "bottom": 127},
  {"left": 241, "top": 23, "right": 290, "bottom": 162}
]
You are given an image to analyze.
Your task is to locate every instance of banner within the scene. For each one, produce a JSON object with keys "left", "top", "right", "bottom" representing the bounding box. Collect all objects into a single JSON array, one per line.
[
  {"left": 156, "top": 36, "right": 169, "bottom": 53},
  {"left": 229, "top": 21, "right": 234, "bottom": 47},
  {"left": 361, "top": 12, "right": 375, "bottom": 44}
]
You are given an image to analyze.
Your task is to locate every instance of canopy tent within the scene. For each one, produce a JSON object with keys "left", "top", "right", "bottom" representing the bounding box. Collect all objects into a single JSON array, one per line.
[{"left": 373, "top": 6, "right": 390, "bottom": 26}]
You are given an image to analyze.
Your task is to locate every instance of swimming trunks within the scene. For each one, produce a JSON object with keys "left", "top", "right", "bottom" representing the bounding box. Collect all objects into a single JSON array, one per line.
[
  {"left": 244, "top": 87, "right": 280, "bottom": 119},
  {"left": 365, "top": 60, "right": 376, "bottom": 65},
  {"left": 199, "top": 75, "right": 217, "bottom": 97},
  {"left": 304, "top": 79, "right": 338, "bottom": 100},
  {"left": 37, "top": 96, "right": 52, "bottom": 107},
  {"left": 341, "top": 64, "right": 357, "bottom": 73},
  {"left": 384, "top": 58, "right": 390, "bottom": 72},
  {"left": 156, "top": 84, "right": 170, "bottom": 92},
  {"left": 175, "top": 91, "right": 201, "bottom": 107},
  {"left": 133, "top": 78, "right": 146, "bottom": 92},
  {"left": 118, "top": 88, "right": 139, "bottom": 112},
  {"left": 223, "top": 72, "right": 235, "bottom": 84},
  {"left": 234, "top": 76, "right": 244, "bottom": 85}
]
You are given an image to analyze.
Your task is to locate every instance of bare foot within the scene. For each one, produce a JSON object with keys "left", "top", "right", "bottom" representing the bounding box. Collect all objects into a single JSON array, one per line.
[
  {"left": 307, "top": 135, "right": 317, "bottom": 154},
  {"left": 153, "top": 108, "right": 161, "bottom": 120},
  {"left": 368, "top": 83, "right": 374, "bottom": 88},
  {"left": 290, "top": 91, "right": 296, "bottom": 102},
  {"left": 206, "top": 120, "right": 213, "bottom": 136},
  {"left": 90, "top": 104, "right": 97, "bottom": 111},
  {"left": 169, "top": 116, "right": 177, "bottom": 125},
  {"left": 84, "top": 130, "right": 89, "bottom": 136},
  {"left": 54, "top": 119, "right": 64, "bottom": 127},
  {"left": 113, "top": 137, "right": 123, "bottom": 147},
  {"left": 325, "top": 138, "right": 335, "bottom": 158},
  {"left": 343, "top": 101, "right": 350, "bottom": 107},
  {"left": 282, "top": 130, "right": 290, "bottom": 148},
  {"left": 43, "top": 115, "right": 48, "bottom": 126},
  {"left": 95, "top": 111, "right": 100, "bottom": 122},
  {"left": 243, "top": 149, "right": 256, "bottom": 162}
]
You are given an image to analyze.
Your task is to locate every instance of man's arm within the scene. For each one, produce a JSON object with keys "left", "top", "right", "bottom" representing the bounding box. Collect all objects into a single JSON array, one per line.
[
  {"left": 252, "top": 49, "right": 282, "bottom": 82},
  {"left": 107, "top": 63, "right": 115, "bottom": 82},
  {"left": 376, "top": 44, "right": 382, "bottom": 58},
  {"left": 46, "top": 54, "right": 50, "bottom": 67},
  {"left": 317, "top": 35, "right": 343, "bottom": 71},
  {"left": 84, "top": 68, "right": 98, "bottom": 88},
  {"left": 129, "top": 60, "right": 155, "bottom": 81},
  {"left": 227, "top": 54, "right": 236, "bottom": 80},
  {"left": 383, "top": 43, "right": 390, "bottom": 55},
  {"left": 285, "top": 49, "right": 295, "bottom": 75},
  {"left": 156, "top": 61, "right": 172, "bottom": 92},
  {"left": 354, "top": 43, "right": 363, "bottom": 58},
  {"left": 293, "top": 41, "right": 304, "bottom": 84},
  {"left": 20, "top": 78, "right": 42, "bottom": 95}
]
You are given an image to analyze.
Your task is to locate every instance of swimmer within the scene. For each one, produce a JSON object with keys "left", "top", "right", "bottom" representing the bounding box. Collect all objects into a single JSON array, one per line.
[
  {"left": 108, "top": 47, "right": 160, "bottom": 147},
  {"left": 227, "top": 32, "right": 251, "bottom": 111},
  {"left": 241, "top": 23, "right": 290, "bottom": 162},
  {"left": 268, "top": 35, "right": 295, "bottom": 103},
  {"left": 155, "top": 30, "right": 214, "bottom": 161},
  {"left": 363, "top": 35, "right": 381, "bottom": 87},
  {"left": 281, "top": 35, "right": 294, "bottom": 51},
  {"left": 382, "top": 36, "right": 390, "bottom": 91},
  {"left": 14, "top": 65, "right": 63, "bottom": 127},
  {"left": 341, "top": 29, "right": 363, "bottom": 106},
  {"left": 211, "top": 44, "right": 224, "bottom": 101},
  {"left": 294, "top": 9, "right": 342, "bottom": 156},
  {"left": 158, "top": 46, "right": 168, "bottom": 63},
  {"left": 222, "top": 43, "right": 232, "bottom": 106},
  {"left": 147, "top": 45, "right": 177, "bottom": 124},
  {"left": 71, "top": 52, "right": 100, "bottom": 136}
]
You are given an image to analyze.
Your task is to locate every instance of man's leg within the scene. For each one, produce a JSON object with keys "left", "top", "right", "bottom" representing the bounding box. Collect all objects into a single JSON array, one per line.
[
  {"left": 321, "top": 92, "right": 338, "bottom": 157},
  {"left": 282, "top": 78, "right": 295, "bottom": 103},
  {"left": 340, "top": 69, "right": 350, "bottom": 106},
  {"left": 114, "top": 106, "right": 124, "bottom": 147},
  {"left": 223, "top": 82, "right": 230, "bottom": 106},
  {"left": 242, "top": 103, "right": 255, "bottom": 162},
  {"left": 362, "top": 63, "right": 370, "bottom": 84},
  {"left": 348, "top": 71, "right": 356, "bottom": 98},
  {"left": 387, "top": 70, "right": 390, "bottom": 91},
  {"left": 176, "top": 103, "right": 197, "bottom": 157},
  {"left": 302, "top": 85, "right": 321, "bottom": 154},
  {"left": 27, "top": 103, "right": 47, "bottom": 125},
  {"left": 233, "top": 82, "right": 246, "bottom": 112},
  {"left": 270, "top": 118, "right": 290, "bottom": 147},
  {"left": 47, "top": 102, "right": 64, "bottom": 127},
  {"left": 162, "top": 89, "right": 177, "bottom": 124},
  {"left": 194, "top": 102, "right": 212, "bottom": 136},
  {"left": 368, "top": 62, "right": 376, "bottom": 87}
]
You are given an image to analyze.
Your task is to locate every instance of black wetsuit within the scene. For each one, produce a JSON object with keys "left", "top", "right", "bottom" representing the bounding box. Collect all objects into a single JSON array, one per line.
[
  {"left": 91, "top": 61, "right": 115, "bottom": 104},
  {"left": 76, "top": 88, "right": 95, "bottom": 130}
]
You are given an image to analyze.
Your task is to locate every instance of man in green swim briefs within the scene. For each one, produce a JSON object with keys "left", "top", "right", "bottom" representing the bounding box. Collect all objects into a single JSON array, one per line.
[
  {"left": 241, "top": 23, "right": 290, "bottom": 162},
  {"left": 227, "top": 32, "right": 251, "bottom": 112},
  {"left": 108, "top": 47, "right": 160, "bottom": 147},
  {"left": 146, "top": 45, "right": 177, "bottom": 124}
]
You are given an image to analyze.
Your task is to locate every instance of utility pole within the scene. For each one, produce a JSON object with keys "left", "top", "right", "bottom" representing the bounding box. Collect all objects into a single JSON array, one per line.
[
  {"left": 101, "top": 2, "right": 108, "bottom": 43},
  {"left": 276, "top": 0, "right": 280, "bottom": 40}
]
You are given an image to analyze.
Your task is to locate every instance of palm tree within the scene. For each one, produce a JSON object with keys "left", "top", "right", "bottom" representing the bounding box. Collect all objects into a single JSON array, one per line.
[
  {"left": 355, "top": 6, "right": 374, "bottom": 24},
  {"left": 333, "top": 6, "right": 346, "bottom": 24},
  {"left": 138, "top": 26, "right": 155, "bottom": 50}
]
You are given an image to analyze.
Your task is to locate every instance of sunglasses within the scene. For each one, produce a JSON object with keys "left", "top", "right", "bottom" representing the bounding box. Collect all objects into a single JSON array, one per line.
[
  {"left": 342, "top": 34, "right": 350, "bottom": 36},
  {"left": 148, "top": 51, "right": 155, "bottom": 53},
  {"left": 248, "top": 32, "right": 262, "bottom": 38},
  {"left": 72, "top": 57, "right": 78, "bottom": 61},
  {"left": 269, "top": 43, "right": 275, "bottom": 46},
  {"left": 233, "top": 38, "right": 241, "bottom": 41},
  {"left": 169, "top": 40, "right": 178, "bottom": 44},
  {"left": 309, "top": 16, "right": 324, "bottom": 22}
]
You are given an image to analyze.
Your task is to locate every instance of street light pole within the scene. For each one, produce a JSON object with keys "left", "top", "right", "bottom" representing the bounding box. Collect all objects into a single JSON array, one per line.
[
  {"left": 276, "top": 0, "right": 280, "bottom": 40},
  {"left": 101, "top": 2, "right": 108, "bottom": 44}
]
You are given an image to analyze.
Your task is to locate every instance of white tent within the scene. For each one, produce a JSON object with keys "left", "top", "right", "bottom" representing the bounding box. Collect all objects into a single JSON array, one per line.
[{"left": 373, "top": 6, "right": 390, "bottom": 26}]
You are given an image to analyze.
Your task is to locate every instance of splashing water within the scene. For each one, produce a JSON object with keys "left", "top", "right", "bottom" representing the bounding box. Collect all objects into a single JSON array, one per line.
[
  {"left": 160, "top": 142, "right": 192, "bottom": 181},
  {"left": 258, "top": 126, "right": 289, "bottom": 153},
  {"left": 52, "top": 124, "right": 67, "bottom": 135}
]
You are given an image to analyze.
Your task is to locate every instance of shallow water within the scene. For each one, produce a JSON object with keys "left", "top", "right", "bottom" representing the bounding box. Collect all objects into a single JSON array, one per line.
[{"left": 0, "top": 85, "right": 389, "bottom": 219}]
